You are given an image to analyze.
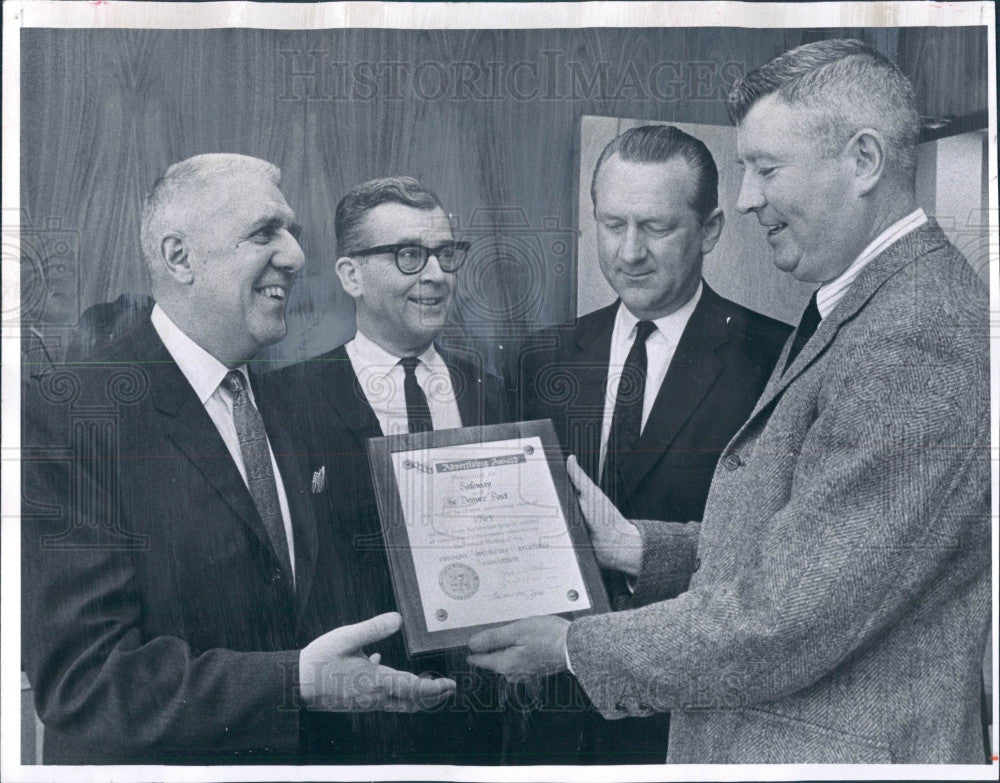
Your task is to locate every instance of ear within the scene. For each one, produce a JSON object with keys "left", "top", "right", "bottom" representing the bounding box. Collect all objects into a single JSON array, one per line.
[
  {"left": 699, "top": 207, "right": 725, "bottom": 256},
  {"left": 335, "top": 256, "right": 364, "bottom": 299},
  {"left": 847, "top": 129, "right": 886, "bottom": 196},
  {"left": 160, "top": 234, "right": 194, "bottom": 284}
]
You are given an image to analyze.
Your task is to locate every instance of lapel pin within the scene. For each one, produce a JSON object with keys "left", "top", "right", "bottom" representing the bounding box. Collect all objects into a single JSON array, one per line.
[{"left": 311, "top": 465, "right": 326, "bottom": 494}]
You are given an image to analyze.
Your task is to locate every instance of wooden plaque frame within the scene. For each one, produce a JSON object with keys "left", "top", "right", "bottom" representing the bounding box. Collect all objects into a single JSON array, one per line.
[{"left": 367, "top": 419, "right": 610, "bottom": 656}]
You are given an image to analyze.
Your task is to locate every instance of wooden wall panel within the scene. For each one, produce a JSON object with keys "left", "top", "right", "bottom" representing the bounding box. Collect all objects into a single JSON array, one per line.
[{"left": 899, "top": 26, "right": 990, "bottom": 119}]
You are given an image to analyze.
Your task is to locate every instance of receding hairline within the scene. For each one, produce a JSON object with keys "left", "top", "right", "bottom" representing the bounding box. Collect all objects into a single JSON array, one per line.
[
  {"left": 590, "top": 124, "right": 719, "bottom": 222},
  {"left": 726, "top": 40, "right": 920, "bottom": 177},
  {"left": 334, "top": 175, "right": 447, "bottom": 257},
  {"left": 353, "top": 202, "right": 451, "bottom": 252},
  {"left": 162, "top": 153, "right": 281, "bottom": 185},
  {"left": 141, "top": 153, "right": 284, "bottom": 267},
  {"left": 592, "top": 152, "right": 706, "bottom": 219}
]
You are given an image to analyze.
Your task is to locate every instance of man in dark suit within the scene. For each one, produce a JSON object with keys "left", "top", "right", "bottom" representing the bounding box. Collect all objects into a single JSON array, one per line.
[
  {"left": 469, "top": 40, "right": 990, "bottom": 765},
  {"left": 21, "top": 154, "right": 455, "bottom": 764},
  {"left": 514, "top": 125, "right": 790, "bottom": 763},
  {"left": 263, "top": 176, "right": 509, "bottom": 763}
]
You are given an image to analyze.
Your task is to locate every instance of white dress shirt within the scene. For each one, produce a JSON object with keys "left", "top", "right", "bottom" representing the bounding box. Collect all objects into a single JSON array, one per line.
[
  {"left": 150, "top": 305, "right": 296, "bottom": 582},
  {"left": 345, "top": 330, "right": 464, "bottom": 435},
  {"left": 816, "top": 208, "right": 928, "bottom": 318},
  {"left": 598, "top": 282, "right": 703, "bottom": 476}
]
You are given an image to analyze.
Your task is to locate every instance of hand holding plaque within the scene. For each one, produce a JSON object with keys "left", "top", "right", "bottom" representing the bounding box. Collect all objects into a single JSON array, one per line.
[
  {"left": 466, "top": 614, "right": 572, "bottom": 678},
  {"left": 367, "top": 420, "right": 610, "bottom": 655}
]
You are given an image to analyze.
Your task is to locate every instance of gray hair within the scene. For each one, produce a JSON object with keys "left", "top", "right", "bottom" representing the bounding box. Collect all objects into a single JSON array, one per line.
[
  {"left": 726, "top": 39, "right": 920, "bottom": 180},
  {"left": 335, "top": 176, "right": 444, "bottom": 257},
  {"left": 590, "top": 124, "right": 719, "bottom": 222},
  {"left": 140, "top": 153, "right": 282, "bottom": 274}
]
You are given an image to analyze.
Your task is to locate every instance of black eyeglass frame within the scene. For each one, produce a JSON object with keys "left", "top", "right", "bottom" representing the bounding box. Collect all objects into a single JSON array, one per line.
[{"left": 351, "top": 241, "right": 470, "bottom": 275}]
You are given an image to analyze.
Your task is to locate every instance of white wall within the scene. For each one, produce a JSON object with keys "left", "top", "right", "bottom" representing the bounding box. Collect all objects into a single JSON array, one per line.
[{"left": 917, "top": 130, "right": 991, "bottom": 283}]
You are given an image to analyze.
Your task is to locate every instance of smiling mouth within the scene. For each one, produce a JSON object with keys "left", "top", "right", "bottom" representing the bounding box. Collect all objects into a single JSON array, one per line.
[
  {"left": 257, "top": 285, "right": 287, "bottom": 301},
  {"left": 409, "top": 295, "right": 446, "bottom": 306},
  {"left": 764, "top": 222, "right": 788, "bottom": 237}
]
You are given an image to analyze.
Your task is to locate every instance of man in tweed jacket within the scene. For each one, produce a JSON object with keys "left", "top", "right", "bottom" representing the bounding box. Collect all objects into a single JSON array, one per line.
[{"left": 468, "top": 40, "right": 990, "bottom": 764}]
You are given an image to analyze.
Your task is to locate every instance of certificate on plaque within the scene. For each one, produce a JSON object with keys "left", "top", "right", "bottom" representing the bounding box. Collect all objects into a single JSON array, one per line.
[{"left": 367, "top": 419, "right": 610, "bottom": 655}]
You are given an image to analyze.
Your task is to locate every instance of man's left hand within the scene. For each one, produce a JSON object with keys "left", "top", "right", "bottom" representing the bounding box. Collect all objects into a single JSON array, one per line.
[{"left": 466, "top": 615, "right": 571, "bottom": 678}]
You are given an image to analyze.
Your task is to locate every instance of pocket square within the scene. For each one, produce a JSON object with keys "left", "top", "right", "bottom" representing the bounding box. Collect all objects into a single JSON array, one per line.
[{"left": 311, "top": 465, "right": 326, "bottom": 494}]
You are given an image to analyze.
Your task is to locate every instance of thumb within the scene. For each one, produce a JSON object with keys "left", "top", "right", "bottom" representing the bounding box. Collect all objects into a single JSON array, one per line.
[
  {"left": 567, "top": 454, "right": 605, "bottom": 514},
  {"left": 329, "top": 611, "right": 402, "bottom": 655},
  {"left": 567, "top": 454, "right": 623, "bottom": 532},
  {"left": 468, "top": 621, "right": 521, "bottom": 653},
  {"left": 565, "top": 454, "right": 595, "bottom": 496}
]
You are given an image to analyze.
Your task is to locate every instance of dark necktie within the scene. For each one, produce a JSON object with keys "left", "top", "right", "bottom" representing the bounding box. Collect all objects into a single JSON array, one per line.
[
  {"left": 600, "top": 320, "right": 657, "bottom": 511},
  {"left": 222, "top": 370, "right": 293, "bottom": 588},
  {"left": 784, "top": 292, "right": 821, "bottom": 372},
  {"left": 400, "top": 357, "right": 433, "bottom": 434}
]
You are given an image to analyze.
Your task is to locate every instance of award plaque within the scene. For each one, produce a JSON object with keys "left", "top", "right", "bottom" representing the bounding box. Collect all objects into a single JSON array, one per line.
[{"left": 367, "top": 419, "right": 611, "bottom": 656}]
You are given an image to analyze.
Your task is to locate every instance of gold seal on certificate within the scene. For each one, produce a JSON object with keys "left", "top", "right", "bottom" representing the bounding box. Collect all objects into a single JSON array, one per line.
[
  {"left": 367, "top": 420, "right": 610, "bottom": 655},
  {"left": 438, "top": 563, "right": 480, "bottom": 601}
]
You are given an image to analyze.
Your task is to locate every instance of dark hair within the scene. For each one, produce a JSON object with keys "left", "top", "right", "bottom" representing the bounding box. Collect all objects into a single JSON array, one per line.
[
  {"left": 335, "top": 176, "right": 444, "bottom": 256},
  {"left": 590, "top": 125, "right": 719, "bottom": 222},
  {"left": 726, "top": 38, "right": 920, "bottom": 178}
]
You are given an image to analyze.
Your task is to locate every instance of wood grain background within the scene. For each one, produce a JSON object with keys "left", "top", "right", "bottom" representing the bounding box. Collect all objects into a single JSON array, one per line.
[{"left": 19, "top": 26, "right": 988, "bottom": 374}]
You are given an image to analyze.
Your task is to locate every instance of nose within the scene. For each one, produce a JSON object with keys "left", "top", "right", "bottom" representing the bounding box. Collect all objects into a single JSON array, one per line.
[
  {"left": 620, "top": 224, "right": 647, "bottom": 264},
  {"left": 736, "top": 171, "right": 764, "bottom": 214},
  {"left": 420, "top": 252, "right": 449, "bottom": 282},
  {"left": 272, "top": 230, "right": 306, "bottom": 274}
]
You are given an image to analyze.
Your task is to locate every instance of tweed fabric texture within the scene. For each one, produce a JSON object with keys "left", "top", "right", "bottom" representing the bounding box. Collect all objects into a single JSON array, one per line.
[{"left": 567, "top": 222, "right": 991, "bottom": 764}]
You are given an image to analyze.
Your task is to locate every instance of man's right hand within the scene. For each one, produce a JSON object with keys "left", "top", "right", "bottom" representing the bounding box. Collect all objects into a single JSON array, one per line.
[
  {"left": 298, "top": 612, "right": 456, "bottom": 712},
  {"left": 566, "top": 455, "right": 642, "bottom": 576}
]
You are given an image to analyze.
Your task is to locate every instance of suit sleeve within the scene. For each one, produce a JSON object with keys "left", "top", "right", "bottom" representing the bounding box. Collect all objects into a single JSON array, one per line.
[
  {"left": 21, "top": 376, "right": 302, "bottom": 760},
  {"left": 565, "top": 300, "right": 990, "bottom": 719},
  {"left": 626, "top": 521, "right": 701, "bottom": 606}
]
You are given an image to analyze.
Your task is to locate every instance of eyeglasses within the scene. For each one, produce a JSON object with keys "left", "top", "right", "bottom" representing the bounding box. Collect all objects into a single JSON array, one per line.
[{"left": 351, "top": 241, "right": 470, "bottom": 275}]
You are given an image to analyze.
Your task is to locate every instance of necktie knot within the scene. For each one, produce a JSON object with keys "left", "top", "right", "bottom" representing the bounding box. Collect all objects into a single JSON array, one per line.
[
  {"left": 222, "top": 369, "right": 248, "bottom": 397},
  {"left": 801, "top": 292, "right": 821, "bottom": 331},
  {"left": 634, "top": 320, "right": 657, "bottom": 344},
  {"left": 400, "top": 356, "right": 420, "bottom": 375},
  {"left": 783, "top": 292, "right": 821, "bottom": 372}
]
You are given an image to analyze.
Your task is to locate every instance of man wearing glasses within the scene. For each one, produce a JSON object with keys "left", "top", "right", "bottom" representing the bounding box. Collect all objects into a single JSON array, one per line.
[{"left": 263, "top": 176, "right": 509, "bottom": 763}]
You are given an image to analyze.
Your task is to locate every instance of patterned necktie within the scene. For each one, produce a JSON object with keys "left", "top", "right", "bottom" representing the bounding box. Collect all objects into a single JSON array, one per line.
[
  {"left": 400, "top": 357, "right": 433, "bottom": 434},
  {"left": 784, "top": 292, "right": 821, "bottom": 372},
  {"left": 600, "top": 320, "right": 657, "bottom": 512},
  {"left": 221, "top": 370, "right": 293, "bottom": 588}
]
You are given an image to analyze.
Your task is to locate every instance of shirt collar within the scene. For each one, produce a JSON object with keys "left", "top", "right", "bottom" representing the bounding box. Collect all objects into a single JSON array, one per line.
[
  {"left": 351, "top": 329, "right": 445, "bottom": 374},
  {"left": 816, "top": 208, "right": 928, "bottom": 318},
  {"left": 616, "top": 280, "right": 703, "bottom": 344},
  {"left": 150, "top": 304, "right": 249, "bottom": 404}
]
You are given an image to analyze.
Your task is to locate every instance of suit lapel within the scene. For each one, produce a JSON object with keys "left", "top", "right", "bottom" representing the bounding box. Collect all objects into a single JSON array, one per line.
[
  {"left": 623, "top": 286, "right": 727, "bottom": 494},
  {"left": 571, "top": 304, "right": 619, "bottom": 481},
  {"left": 748, "top": 220, "right": 951, "bottom": 423},
  {"left": 264, "top": 408, "right": 318, "bottom": 621},
  {"left": 319, "top": 345, "right": 384, "bottom": 442},
  {"left": 445, "top": 354, "right": 479, "bottom": 426},
  {"left": 128, "top": 321, "right": 283, "bottom": 578}
]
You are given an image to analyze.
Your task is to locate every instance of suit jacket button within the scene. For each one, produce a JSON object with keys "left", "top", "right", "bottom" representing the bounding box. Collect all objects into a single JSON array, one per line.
[{"left": 723, "top": 453, "right": 742, "bottom": 471}]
